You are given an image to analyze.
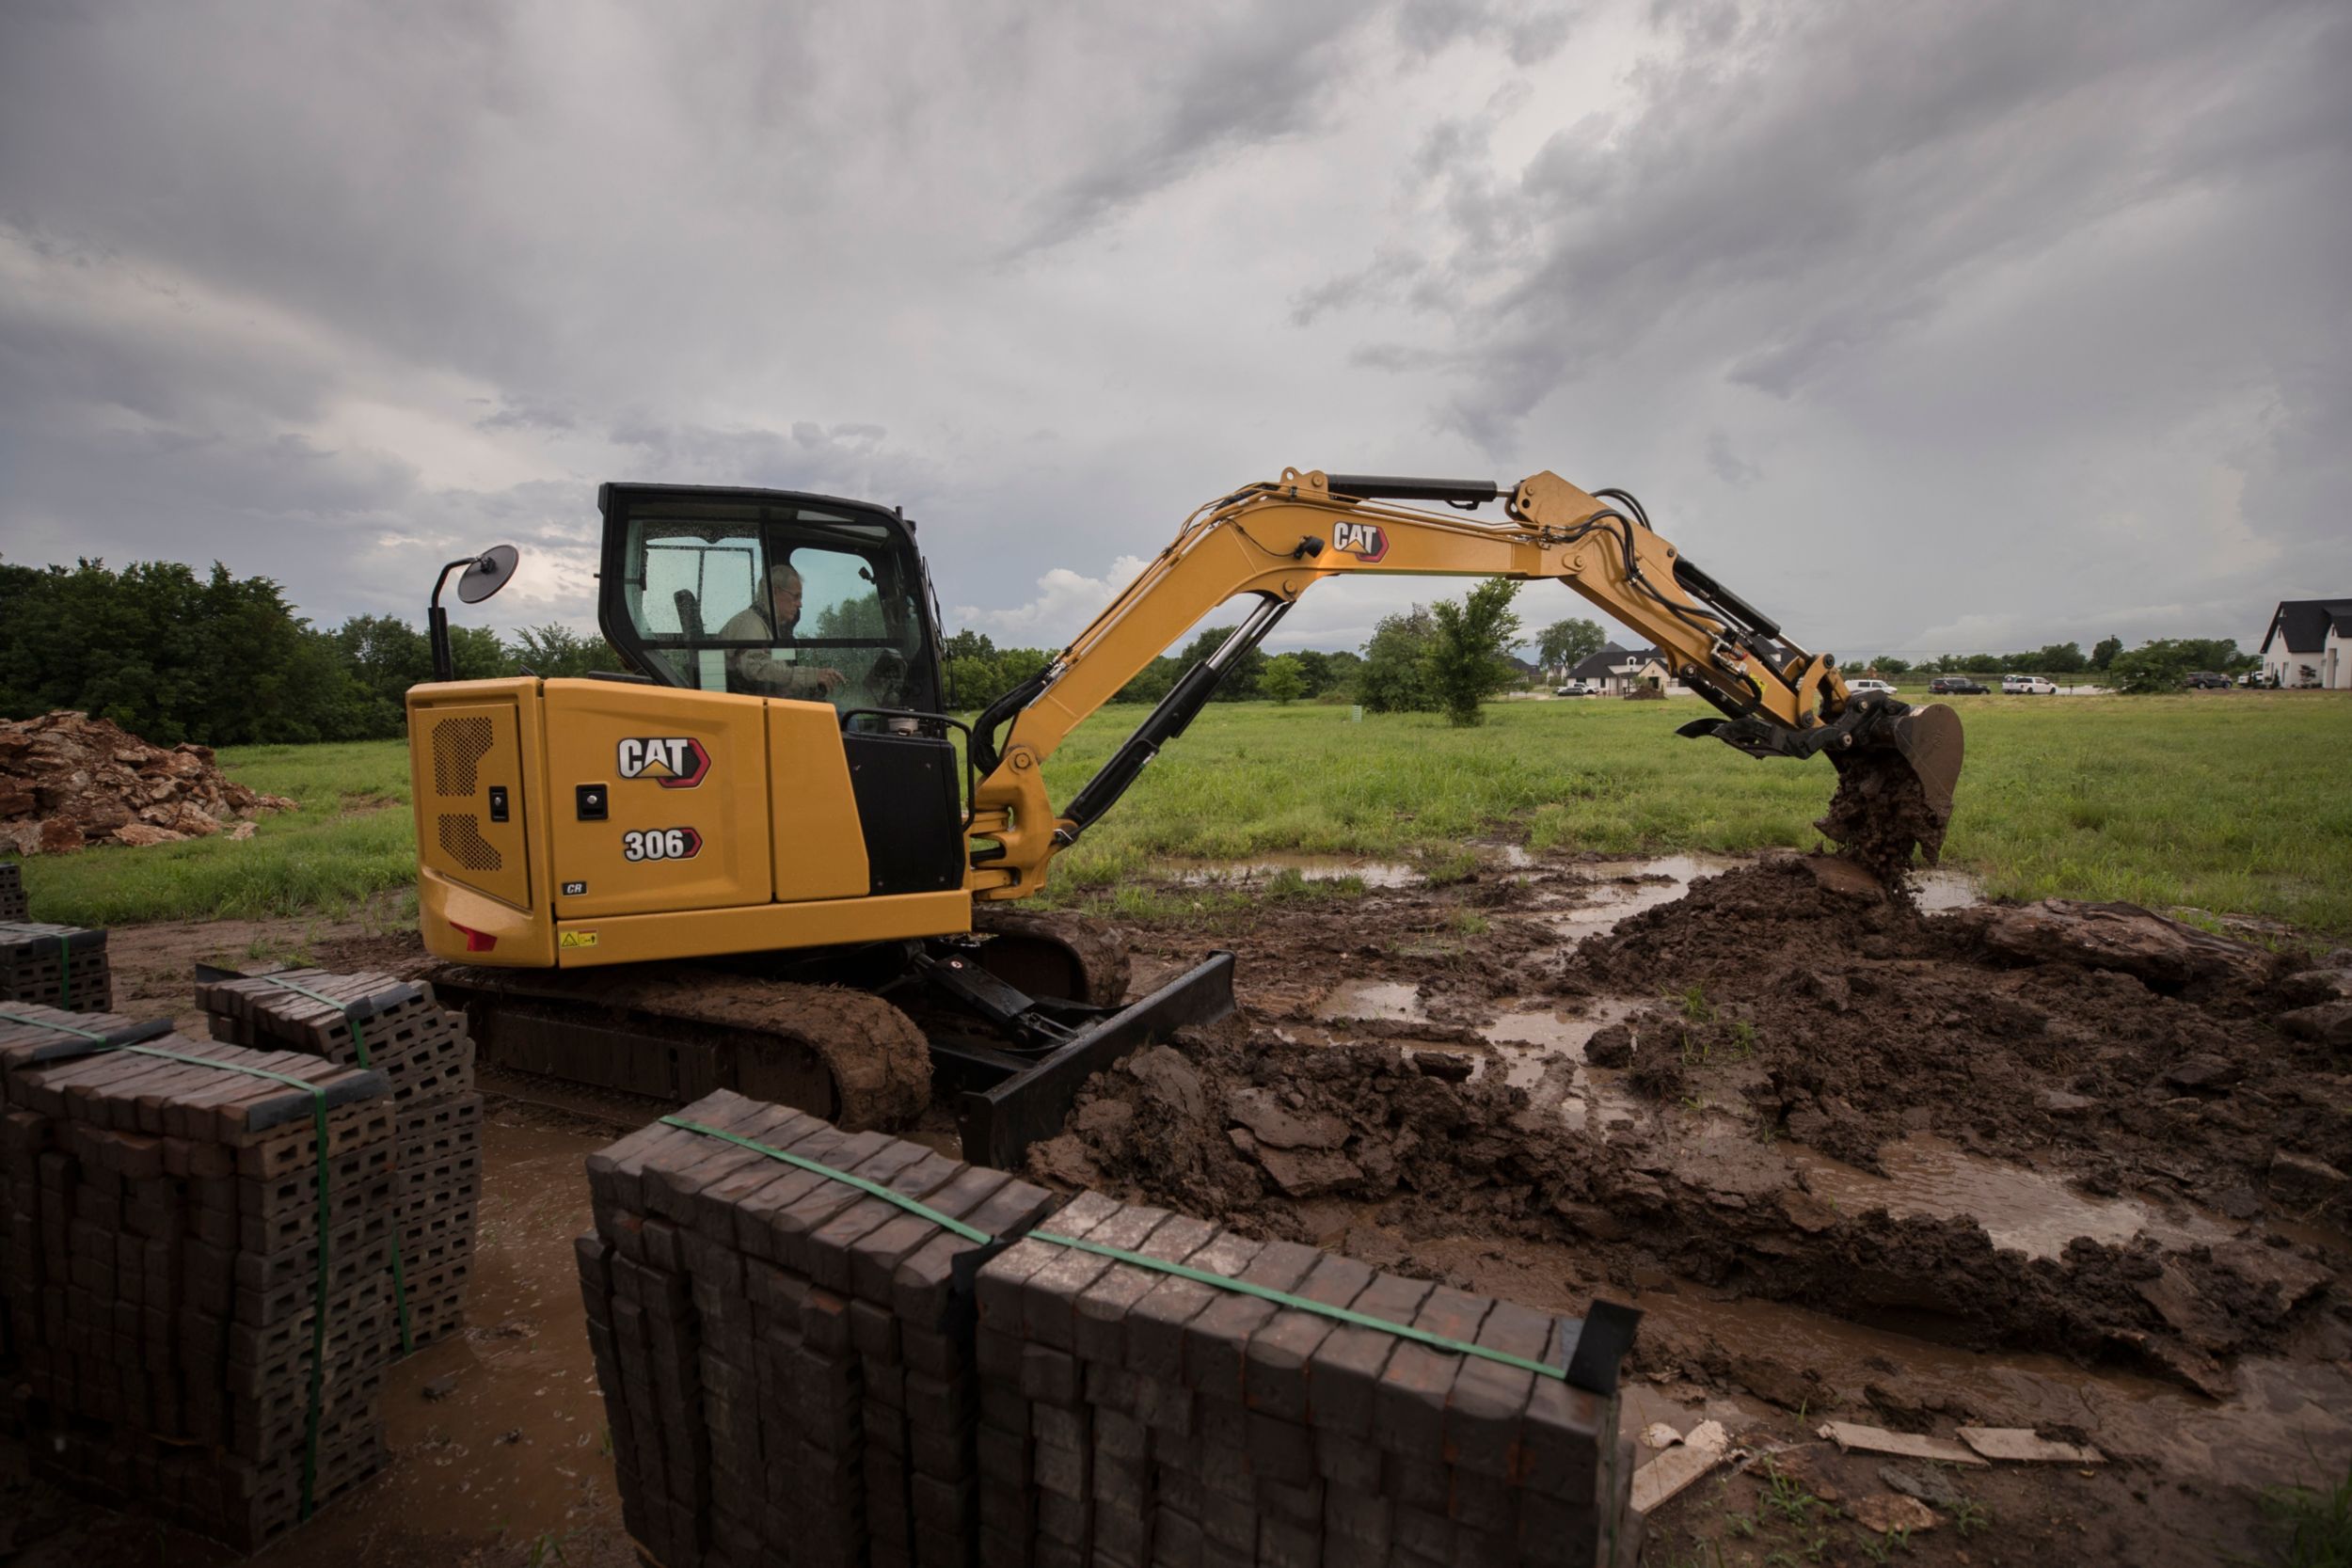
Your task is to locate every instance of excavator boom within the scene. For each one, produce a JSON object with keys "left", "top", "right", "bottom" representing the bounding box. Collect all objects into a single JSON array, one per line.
[{"left": 965, "top": 467, "right": 1961, "bottom": 896}]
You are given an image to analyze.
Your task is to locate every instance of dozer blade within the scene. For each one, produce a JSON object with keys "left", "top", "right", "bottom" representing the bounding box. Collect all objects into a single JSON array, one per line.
[{"left": 936, "top": 951, "right": 1236, "bottom": 1172}]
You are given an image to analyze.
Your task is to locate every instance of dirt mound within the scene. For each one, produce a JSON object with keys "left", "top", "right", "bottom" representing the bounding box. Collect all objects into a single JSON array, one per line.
[
  {"left": 1032, "top": 1012, "right": 2340, "bottom": 1391},
  {"left": 1031, "top": 854, "right": 2349, "bottom": 1396},
  {"left": 0, "top": 711, "right": 294, "bottom": 854}
]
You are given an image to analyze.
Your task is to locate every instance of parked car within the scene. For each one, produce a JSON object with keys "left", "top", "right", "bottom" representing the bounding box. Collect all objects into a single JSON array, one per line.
[
  {"left": 2002, "top": 674, "right": 2059, "bottom": 695},
  {"left": 1929, "top": 676, "right": 1990, "bottom": 694},
  {"left": 1847, "top": 678, "right": 1899, "bottom": 696},
  {"left": 2185, "top": 671, "right": 2231, "bottom": 689},
  {"left": 1553, "top": 681, "right": 1597, "bottom": 697}
]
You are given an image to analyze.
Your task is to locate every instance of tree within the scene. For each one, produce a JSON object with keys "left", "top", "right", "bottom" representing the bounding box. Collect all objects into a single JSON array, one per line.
[
  {"left": 508, "top": 623, "right": 621, "bottom": 680},
  {"left": 2034, "top": 641, "right": 2087, "bottom": 674},
  {"left": 2090, "top": 636, "right": 2122, "bottom": 671},
  {"left": 941, "top": 629, "right": 997, "bottom": 662},
  {"left": 1291, "top": 649, "right": 1336, "bottom": 697},
  {"left": 1174, "top": 626, "right": 1266, "bottom": 701},
  {"left": 1427, "top": 579, "right": 1523, "bottom": 726},
  {"left": 1536, "top": 618, "right": 1605, "bottom": 679},
  {"left": 1873, "top": 657, "right": 1912, "bottom": 675},
  {"left": 2106, "top": 639, "right": 2198, "bottom": 693},
  {"left": 1358, "top": 608, "right": 1438, "bottom": 713},
  {"left": 1258, "top": 654, "right": 1307, "bottom": 705}
]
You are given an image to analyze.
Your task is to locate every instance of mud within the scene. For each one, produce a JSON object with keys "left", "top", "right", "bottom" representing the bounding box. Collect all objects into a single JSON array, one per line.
[
  {"left": 1033, "top": 849, "right": 2352, "bottom": 1560},
  {"left": 1816, "top": 743, "right": 1950, "bottom": 881}
]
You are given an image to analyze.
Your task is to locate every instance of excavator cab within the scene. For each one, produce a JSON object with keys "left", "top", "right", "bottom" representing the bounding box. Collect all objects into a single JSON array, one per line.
[{"left": 596, "top": 483, "right": 946, "bottom": 721}]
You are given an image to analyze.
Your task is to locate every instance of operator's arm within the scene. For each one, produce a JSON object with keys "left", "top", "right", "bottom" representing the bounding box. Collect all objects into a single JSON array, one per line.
[
  {"left": 716, "top": 607, "right": 846, "bottom": 699},
  {"left": 965, "top": 467, "right": 1954, "bottom": 898}
]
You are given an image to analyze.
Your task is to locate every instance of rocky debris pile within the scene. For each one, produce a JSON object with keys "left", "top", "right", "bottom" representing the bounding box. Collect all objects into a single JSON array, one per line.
[{"left": 0, "top": 711, "right": 294, "bottom": 855}]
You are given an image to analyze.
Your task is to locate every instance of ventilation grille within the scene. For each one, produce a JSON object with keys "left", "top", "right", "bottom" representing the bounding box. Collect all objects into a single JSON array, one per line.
[
  {"left": 432, "top": 716, "right": 495, "bottom": 798},
  {"left": 437, "top": 814, "right": 504, "bottom": 871}
]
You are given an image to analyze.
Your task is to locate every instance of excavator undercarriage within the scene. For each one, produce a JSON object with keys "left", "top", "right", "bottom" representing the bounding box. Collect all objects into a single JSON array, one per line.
[{"left": 427, "top": 909, "right": 1235, "bottom": 1169}]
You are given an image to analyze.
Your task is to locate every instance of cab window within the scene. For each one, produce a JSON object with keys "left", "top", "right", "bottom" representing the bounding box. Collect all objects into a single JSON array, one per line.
[{"left": 613, "top": 499, "right": 938, "bottom": 718}]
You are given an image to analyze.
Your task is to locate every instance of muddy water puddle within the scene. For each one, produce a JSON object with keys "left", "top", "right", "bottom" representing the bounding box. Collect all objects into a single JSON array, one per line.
[
  {"left": 1172, "top": 852, "right": 1419, "bottom": 888},
  {"left": 1787, "top": 1135, "right": 2238, "bottom": 1260},
  {"left": 1534, "top": 853, "right": 1979, "bottom": 947}
]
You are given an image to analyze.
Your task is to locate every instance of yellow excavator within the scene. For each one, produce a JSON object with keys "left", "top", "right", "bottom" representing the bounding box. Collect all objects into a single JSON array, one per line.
[{"left": 405, "top": 467, "right": 1962, "bottom": 1164}]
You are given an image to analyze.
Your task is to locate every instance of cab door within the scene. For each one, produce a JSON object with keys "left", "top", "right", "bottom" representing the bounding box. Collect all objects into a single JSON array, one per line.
[{"left": 541, "top": 680, "right": 773, "bottom": 919}]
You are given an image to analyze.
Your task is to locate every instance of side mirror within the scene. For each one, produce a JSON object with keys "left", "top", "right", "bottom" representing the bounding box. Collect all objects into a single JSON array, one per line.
[
  {"left": 458, "top": 544, "right": 520, "bottom": 604},
  {"left": 428, "top": 545, "right": 524, "bottom": 683}
]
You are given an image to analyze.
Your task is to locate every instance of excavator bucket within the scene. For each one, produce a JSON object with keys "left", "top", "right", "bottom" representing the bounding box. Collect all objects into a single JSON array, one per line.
[
  {"left": 1817, "top": 701, "right": 1965, "bottom": 879},
  {"left": 1886, "top": 701, "right": 1964, "bottom": 829}
]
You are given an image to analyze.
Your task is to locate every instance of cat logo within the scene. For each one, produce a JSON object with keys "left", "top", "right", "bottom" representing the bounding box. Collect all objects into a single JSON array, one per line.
[
  {"left": 560, "top": 930, "right": 598, "bottom": 949},
  {"left": 1332, "top": 520, "right": 1389, "bottom": 562},
  {"left": 616, "top": 736, "right": 711, "bottom": 789}
]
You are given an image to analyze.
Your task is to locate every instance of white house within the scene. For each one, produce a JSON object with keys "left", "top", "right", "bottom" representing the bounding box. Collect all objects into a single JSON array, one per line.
[
  {"left": 2259, "top": 598, "right": 2352, "bottom": 689},
  {"left": 1565, "top": 641, "right": 1685, "bottom": 696}
]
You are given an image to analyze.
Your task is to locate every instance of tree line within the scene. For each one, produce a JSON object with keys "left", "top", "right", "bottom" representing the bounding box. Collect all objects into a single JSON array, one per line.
[
  {"left": 0, "top": 559, "right": 619, "bottom": 746},
  {"left": 1864, "top": 636, "right": 2257, "bottom": 691},
  {"left": 3, "top": 557, "right": 2265, "bottom": 750}
]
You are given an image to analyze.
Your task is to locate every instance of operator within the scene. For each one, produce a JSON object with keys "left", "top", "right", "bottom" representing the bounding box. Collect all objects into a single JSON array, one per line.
[{"left": 718, "top": 562, "right": 849, "bottom": 700}]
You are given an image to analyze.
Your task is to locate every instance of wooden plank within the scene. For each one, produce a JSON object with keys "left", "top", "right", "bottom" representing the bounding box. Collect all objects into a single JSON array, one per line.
[
  {"left": 1958, "top": 1426, "right": 2106, "bottom": 1465},
  {"left": 1817, "top": 1421, "right": 1988, "bottom": 1466},
  {"left": 1630, "top": 1419, "right": 1729, "bottom": 1514}
]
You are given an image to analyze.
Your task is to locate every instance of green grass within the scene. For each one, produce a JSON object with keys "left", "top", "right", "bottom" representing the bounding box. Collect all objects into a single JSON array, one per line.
[
  {"left": 14, "top": 740, "right": 419, "bottom": 927},
  {"left": 1036, "top": 691, "right": 2352, "bottom": 935},
  {"left": 2261, "top": 1464, "right": 2352, "bottom": 1568},
  {"left": 9, "top": 692, "right": 2351, "bottom": 935}
]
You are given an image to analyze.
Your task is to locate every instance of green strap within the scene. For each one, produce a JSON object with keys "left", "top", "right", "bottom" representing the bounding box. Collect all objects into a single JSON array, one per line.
[
  {"left": 114, "top": 1044, "right": 334, "bottom": 1520},
  {"left": 658, "top": 1117, "right": 1563, "bottom": 1380},
  {"left": 660, "top": 1117, "right": 994, "bottom": 1243},
  {"left": 1026, "top": 1230, "right": 1567, "bottom": 1381},
  {"left": 248, "top": 976, "right": 412, "bottom": 1354},
  {"left": 0, "top": 1007, "right": 107, "bottom": 1041}
]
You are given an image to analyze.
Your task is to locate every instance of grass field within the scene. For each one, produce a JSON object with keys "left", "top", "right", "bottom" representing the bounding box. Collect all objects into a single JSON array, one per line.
[{"left": 11, "top": 691, "right": 2350, "bottom": 935}]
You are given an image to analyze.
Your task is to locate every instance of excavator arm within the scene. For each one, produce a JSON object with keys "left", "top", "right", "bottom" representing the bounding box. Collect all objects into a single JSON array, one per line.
[{"left": 963, "top": 467, "right": 1961, "bottom": 898}]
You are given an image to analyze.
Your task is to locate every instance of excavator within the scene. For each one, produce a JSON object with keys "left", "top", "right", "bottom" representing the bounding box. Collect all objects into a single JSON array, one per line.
[{"left": 405, "top": 467, "right": 1962, "bottom": 1166}]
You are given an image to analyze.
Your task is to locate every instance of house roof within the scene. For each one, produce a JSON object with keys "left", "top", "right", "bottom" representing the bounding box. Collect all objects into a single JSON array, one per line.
[
  {"left": 2261, "top": 598, "right": 2352, "bottom": 656},
  {"left": 1566, "top": 642, "right": 1627, "bottom": 680}
]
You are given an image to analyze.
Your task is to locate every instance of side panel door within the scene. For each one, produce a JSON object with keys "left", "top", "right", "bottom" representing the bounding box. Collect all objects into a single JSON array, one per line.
[
  {"left": 411, "top": 698, "right": 532, "bottom": 910},
  {"left": 541, "top": 680, "right": 773, "bottom": 919}
]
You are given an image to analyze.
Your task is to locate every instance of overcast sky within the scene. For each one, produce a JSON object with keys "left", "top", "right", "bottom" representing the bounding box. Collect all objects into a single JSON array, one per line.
[{"left": 3, "top": 0, "right": 2345, "bottom": 662}]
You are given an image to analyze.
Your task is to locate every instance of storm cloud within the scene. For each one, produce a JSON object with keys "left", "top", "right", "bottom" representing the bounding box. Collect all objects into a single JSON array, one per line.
[{"left": 3, "top": 0, "right": 2344, "bottom": 659}]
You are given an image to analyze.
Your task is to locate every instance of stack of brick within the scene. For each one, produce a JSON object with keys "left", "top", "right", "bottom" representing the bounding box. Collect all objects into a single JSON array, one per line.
[
  {"left": 0, "top": 1001, "right": 394, "bottom": 1548},
  {"left": 195, "top": 968, "right": 481, "bottom": 1353},
  {"left": 0, "top": 861, "right": 26, "bottom": 920},
  {"left": 579, "top": 1087, "right": 1056, "bottom": 1568},
  {"left": 972, "top": 1194, "right": 1638, "bottom": 1568},
  {"left": 0, "top": 921, "right": 111, "bottom": 1011}
]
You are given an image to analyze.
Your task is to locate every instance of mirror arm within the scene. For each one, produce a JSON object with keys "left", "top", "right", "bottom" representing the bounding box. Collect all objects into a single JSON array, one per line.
[{"left": 427, "top": 556, "right": 475, "bottom": 684}]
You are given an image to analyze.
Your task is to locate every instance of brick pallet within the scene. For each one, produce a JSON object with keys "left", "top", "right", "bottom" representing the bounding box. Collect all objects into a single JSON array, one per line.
[
  {"left": 581, "top": 1087, "right": 1057, "bottom": 1568},
  {"left": 974, "top": 1196, "right": 1638, "bottom": 1568},
  {"left": 196, "top": 967, "right": 481, "bottom": 1354},
  {"left": 0, "top": 922, "right": 111, "bottom": 1012},
  {"left": 0, "top": 1000, "right": 394, "bottom": 1548},
  {"left": 578, "top": 1096, "right": 1637, "bottom": 1568},
  {"left": 0, "top": 862, "right": 25, "bottom": 921}
]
